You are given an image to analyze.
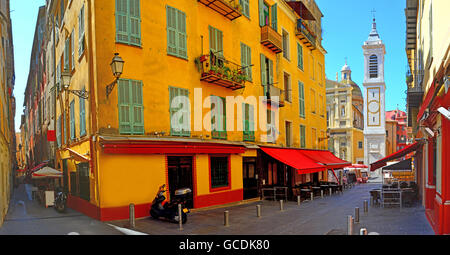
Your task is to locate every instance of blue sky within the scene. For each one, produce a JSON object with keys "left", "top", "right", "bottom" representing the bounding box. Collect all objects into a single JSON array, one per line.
[
  {"left": 316, "top": 0, "right": 407, "bottom": 113},
  {"left": 11, "top": 0, "right": 407, "bottom": 130},
  {"left": 11, "top": 0, "right": 46, "bottom": 130}
]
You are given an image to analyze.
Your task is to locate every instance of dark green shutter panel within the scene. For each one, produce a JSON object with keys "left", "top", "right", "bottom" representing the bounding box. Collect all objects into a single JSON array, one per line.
[
  {"left": 79, "top": 91, "right": 86, "bottom": 136},
  {"left": 57, "top": 116, "right": 61, "bottom": 147},
  {"left": 260, "top": 54, "right": 267, "bottom": 95},
  {"left": 116, "top": 0, "right": 129, "bottom": 43},
  {"left": 271, "top": 3, "right": 277, "bottom": 32},
  {"left": 167, "top": 6, "right": 177, "bottom": 56},
  {"left": 298, "top": 43, "right": 303, "bottom": 70},
  {"left": 268, "top": 58, "right": 273, "bottom": 85},
  {"left": 64, "top": 38, "right": 70, "bottom": 71},
  {"left": 131, "top": 80, "right": 144, "bottom": 134},
  {"left": 118, "top": 80, "right": 131, "bottom": 134},
  {"left": 70, "top": 100, "right": 75, "bottom": 140},
  {"left": 129, "top": 0, "right": 141, "bottom": 45},
  {"left": 259, "top": 0, "right": 264, "bottom": 26},
  {"left": 299, "top": 81, "right": 305, "bottom": 118},
  {"left": 177, "top": 10, "right": 187, "bottom": 58}
]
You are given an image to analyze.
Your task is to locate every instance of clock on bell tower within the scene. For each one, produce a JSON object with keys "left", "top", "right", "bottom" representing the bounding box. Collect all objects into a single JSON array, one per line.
[{"left": 362, "top": 17, "right": 386, "bottom": 179}]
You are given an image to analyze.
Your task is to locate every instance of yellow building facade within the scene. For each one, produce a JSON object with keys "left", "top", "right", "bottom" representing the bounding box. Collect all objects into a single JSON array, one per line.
[{"left": 49, "top": 0, "right": 327, "bottom": 221}]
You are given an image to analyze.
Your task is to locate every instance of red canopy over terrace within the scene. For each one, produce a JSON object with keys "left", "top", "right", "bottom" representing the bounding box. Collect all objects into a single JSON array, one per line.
[
  {"left": 260, "top": 147, "right": 326, "bottom": 174},
  {"left": 301, "top": 150, "right": 352, "bottom": 169},
  {"left": 370, "top": 141, "right": 423, "bottom": 171}
]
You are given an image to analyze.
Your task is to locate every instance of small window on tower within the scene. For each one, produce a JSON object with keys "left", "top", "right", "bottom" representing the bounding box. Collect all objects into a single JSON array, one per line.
[{"left": 369, "top": 55, "right": 378, "bottom": 78}]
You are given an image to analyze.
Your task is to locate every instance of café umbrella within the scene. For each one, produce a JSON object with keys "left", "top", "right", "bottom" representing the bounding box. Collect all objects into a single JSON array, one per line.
[{"left": 32, "top": 166, "right": 62, "bottom": 179}]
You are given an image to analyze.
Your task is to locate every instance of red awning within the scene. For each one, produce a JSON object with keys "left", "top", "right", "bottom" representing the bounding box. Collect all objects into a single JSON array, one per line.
[
  {"left": 346, "top": 164, "right": 369, "bottom": 169},
  {"left": 29, "top": 161, "right": 49, "bottom": 173},
  {"left": 261, "top": 147, "right": 326, "bottom": 174},
  {"left": 417, "top": 81, "right": 436, "bottom": 122},
  {"left": 300, "top": 150, "right": 351, "bottom": 169},
  {"left": 102, "top": 142, "right": 245, "bottom": 154},
  {"left": 370, "top": 142, "right": 423, "bottom": 171}
]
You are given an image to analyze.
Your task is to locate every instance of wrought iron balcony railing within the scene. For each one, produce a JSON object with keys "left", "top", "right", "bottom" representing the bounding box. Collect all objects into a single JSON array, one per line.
[
  {"left": 296, "top": 19, "right": 316, "bottom": 50},
  {"left": 198, "top": 52, "right": 247, "bottom": 90},
  {"left": 198, "top": 0, "right": 243, "bottom": 21}
]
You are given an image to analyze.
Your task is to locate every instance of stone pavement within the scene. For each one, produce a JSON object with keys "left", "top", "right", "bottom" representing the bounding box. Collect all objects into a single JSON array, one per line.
[
  {"left": 109, "top": 183, "right": 434, "bottom": 235},
  {"left": 0, "top": 184, "right": 122, "bottom": 235}
]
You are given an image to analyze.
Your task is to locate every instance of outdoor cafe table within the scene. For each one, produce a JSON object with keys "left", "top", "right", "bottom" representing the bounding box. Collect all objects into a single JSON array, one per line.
[
  {"left": 300, "top": 188, "right": 312, "bottom": 199},
  {"left": 320, "top": 185, "right": 330, "bottom": 195},
  {"left": 329, "top": 184, "right": 339, "bottom": 193},
  {"left": 312, "top": 186, "right": 321, "bottom": 196}
]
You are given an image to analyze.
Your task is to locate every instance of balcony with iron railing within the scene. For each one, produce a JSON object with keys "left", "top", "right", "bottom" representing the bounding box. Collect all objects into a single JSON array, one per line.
[
  {"left": 261, "top": 25, "right": 283, "bottom": 54},
  {"left": 406, "top": 68, "right": 424, "bottom": 108},
  {"left": 263, "top": 84, "right": 285, "bottom": 107},
  {"left": 295, "top": 18, "right": 316, "bottom": 50},
  {"left": 198, "top": 0, "right": 243, "bottom": 20},
  {"left": 197, "top": 52, "right": 247, "bottom": 90}
]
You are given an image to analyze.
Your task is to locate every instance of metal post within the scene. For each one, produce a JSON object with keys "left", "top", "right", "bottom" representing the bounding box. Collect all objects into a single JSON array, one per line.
[
  {"left": 355, "top": 207, "right": 360, "bottom": 223},
  {"left": 178, "top": 204, "right": 183, "bottom": 230},
  {"left": 224, "top": 210, "right": 229, "bottom": 226},
  {"left": 321, "top": 190, "right": 324, "bottom": 198},
  {"left": 310, "top": 192, "right": 314, "bottom": 201},
  {"left": 364, "top": 200, "right": 368, "bottom": 213},
  {"left": 256, "top": 205, "right": 261, "bottom": 218},
  {"left": 360, "top": 228, "right": 368, "bottom": 235},
  {"left": 370, "top": 196, "right": 374, "bottom": 206},
  {"left": 329, "top": 187, "right": 332, "bottom": 196},
  {"left": 129, "top": 203, "right": 135, "bottom": 229},
  {"left": 297, "top": 195, "right": 301, "bottom": 206},
  {"left": 280, "top": 200, "right": 284, "bottom": 211},
  {"left": 347, "top": 215, "right": 353, "bottom": 235}
]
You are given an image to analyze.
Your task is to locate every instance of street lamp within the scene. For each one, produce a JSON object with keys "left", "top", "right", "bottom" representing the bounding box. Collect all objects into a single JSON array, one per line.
[
  {"left": 106, "top": 53, "right": 125, "bottom": 98},
  {"left": 61, "top": 69, "right": 89, "bottom": 99}
]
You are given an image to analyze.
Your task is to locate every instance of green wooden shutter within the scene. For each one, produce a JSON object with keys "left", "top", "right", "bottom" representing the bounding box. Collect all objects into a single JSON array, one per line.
[
  {"left": 259, "top": 0, "right": 264, "bottom": 26},
  {"left": 299, "top": 81, "right": 305, "bottom": 118},
  {"left": 260, "top": 54, "right": 267, "bottom": 95},
  {"left": 297, "top": 43, "right": 303, "bottom": 70},
  {"left": 79, "top": 88, "right": 86, "bottom": 136},
  {"left": 300, "top": 125, "right": 306, "bottom": 148},
  {"left": 243, "top": 103, "right": 255, "bottom": 141},
  {"left": 131, "top": 80, "right": 144, "bottom": 134},
  {"left": 268, "top": 58, "right": 274, "bottom": 85},
  {"left": 209, "top": 26, "right": 223, "bottom": 56},
  {"left": 211, "top": 96, "right": 226, "bottom": 139},
  {"left": 271, "top": 3, "right": 277, "bottom": 32},
  {"left": 57, "top": 116, "right": 61, "bottom": 147},
  {"left": 177, "top": 10, "right": 187, "bottom": 58},
  {"left": 241, "top": 43, "right": 252, "bottom": 81},
  {"left": 129, "top": 0, "right": 141, "bottom": 45},
  {"left": 118, "top": 79, "right": 131, "bottom": 134},
  {"left": 71, "top": 30, "right": 75, "bottom": 71},
  {"left": 70, "top": 100, "right": 75, "bottom": 140},
  {"left": 64, "top": 38, "right": 70, "bottom": 71},
  {"left": 240, "top": 0, "right": 249, "bottom": 18},
  {"left": 116, "top": 0, "right": 129, "bottom": 43},
  {"left": 170, "top": 86, "right": 190, "bottom": 136},
  {"left": 167, "top": 6, "right": 177, "bottom": 56}
]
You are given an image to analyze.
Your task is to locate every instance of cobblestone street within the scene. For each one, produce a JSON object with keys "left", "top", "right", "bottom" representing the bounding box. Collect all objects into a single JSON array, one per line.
[{"left": 109, "top": 183, "right": 434, "bottom": 235}]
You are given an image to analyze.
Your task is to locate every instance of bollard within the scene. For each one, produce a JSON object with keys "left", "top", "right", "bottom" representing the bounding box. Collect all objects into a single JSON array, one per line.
[
  {"left": 178, "top": 204, "right": 183, "bottom": 230},
  {"left": 347, "top": 215, "right": 353, "bottom": 235},
  {"left": 256, "top": 205, "right": 261, "bottom": 218},
  {"left": 310, "top": 192, "right": 314, "bottom": 201},
  {"left": 129, "top": 203, "right": 135, "bottom": 229},
  {"left": 329, "top": 187, "right": 332, "bottom": 196},
  {"left": 297, "top": 195, "right": 301, "bottom": 206},
  {"left": 364, "top": 200, "right": 368, "bottom": 213},
  {"left": 321, "top": 190, "right": 324, "bottom": 198},
  {"left": 370, "top": 197, "right": 374, "bottom": 206},
  {"left": 360, "top": 228, "right": 368, "bottom": 235},
  {"left": 280, "top": 200, "right": 284, "bottom": 211},
  {"left": 224, "top": 210, "right": 229, "bottom": 226},
  {"left": 355, "top": 207, "right": 360, "bottom": 223}
]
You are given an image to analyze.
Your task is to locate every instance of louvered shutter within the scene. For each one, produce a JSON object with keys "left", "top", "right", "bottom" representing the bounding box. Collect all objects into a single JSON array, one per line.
[
  {"left": 271, "top": 3, "right": 277, "bottom": 32},
  {"left": 268, "top": 58, "right": 274, "bottom": 85},
  {"left": 131, "top": 80, "right": 144, "bottom": 134},
  {"left": 258, "top": 0, "right": 264, "bottom": 27},
  {"left": 129, "top": 0, "right": 141, "bottom": 45},
  {"left": 260, "top": 54, "right": 267, "bottom": 95},
  {"left": 167, "top": 6, "right": 177, "bottom": 56},
  {"left": 299, "top": 81, "right": 305, "bottom": 118},
  {"left": 116, "top": 0, "right": 129, "bottom": 43},
  {"left": 118, "top": 80, "right": 131, "bottom": 134},
  {"left": 177, "top": 10, "right": 187, "bottom": 58},
  {"left": 79, "top": 90, "right": 86, "bottom": 136},
  {"left": 70, "top": 100, "right": 75, "bottom": 140}
]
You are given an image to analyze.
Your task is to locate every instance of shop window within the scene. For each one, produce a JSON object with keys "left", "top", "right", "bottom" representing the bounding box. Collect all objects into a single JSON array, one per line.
[{"left": 210, "top": 156, "right": 229, "bottom": 189}]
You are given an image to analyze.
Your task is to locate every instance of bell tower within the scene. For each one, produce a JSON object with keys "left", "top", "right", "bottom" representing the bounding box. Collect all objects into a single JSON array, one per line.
[{"left": 362, "top": 17, "right": 386, "bottom": 179}]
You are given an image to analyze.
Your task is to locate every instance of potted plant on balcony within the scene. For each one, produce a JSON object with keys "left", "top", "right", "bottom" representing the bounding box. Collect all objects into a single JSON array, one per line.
[
  {"left": 223, "top": 66, "right": 232, "bottom": 81},
  {"left": 210, "top": 65, "right": 218, "bottom": 76}
]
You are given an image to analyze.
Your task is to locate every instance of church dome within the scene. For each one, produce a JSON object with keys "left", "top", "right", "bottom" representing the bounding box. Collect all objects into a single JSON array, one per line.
[
  {"left": 341, "top": 63, "right": 351, "bottom": 72},
  {"left": 350, "top": 83, "right": 363, "bottom": 100}
]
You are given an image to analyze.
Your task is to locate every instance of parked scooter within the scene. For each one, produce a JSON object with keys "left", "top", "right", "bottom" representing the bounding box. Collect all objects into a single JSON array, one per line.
[
  {"left": 150, "top": 184, "right": 191, "bottom": 224},
  {"left": 54, "top": 187, "right": 67, "bottom": 213}
]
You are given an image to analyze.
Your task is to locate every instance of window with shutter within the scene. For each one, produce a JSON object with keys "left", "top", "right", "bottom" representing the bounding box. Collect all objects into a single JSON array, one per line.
[
  {"left": 209, "top": 26, "right": 223, "bottom": 56},
  {"left": 166, "top": 5, "right": 187, "bottom": 59},
  {"left": 57, "top": 116, "right": 61, "bottom": 147},
  {"left": 271, "top": 3, "right": 277, "bottom": 31},
  {"left": 116, "top": 0, "right": 141, "bottom": 46},
  {"left": 243, "top": 103, "right": 255, "bottom": 141},
  {"left": 240, "top": 43, "right": 252, "bottom": 81},
  {"left": 118, "top": 79, "right": 144, "bottom": 135},
  {"left": 64, "top": 37, "right": 70, "bottom": 71},
  {"left": 70, "top": 100, "right": 75, "bottom": 140},
  {"left": 79, "top": 88, "right": 86, "bottom": 136},
  {"left": 240, "top": 0, "right": 250, "bottom": 18},
  {"left": 78, "top": 4, "right": 85, "bottom": 56},
  {"left": 71, "top": 29, "right": 75, "bottom": 71},
  {"left": 298, "top": 81, "right": 305, "bottom": 118},
  {"left": 211, "top": 96, "right": 226, "bottom": 139},
  {"left": 300, "top": 125, "right": 306, "bottom": 148},
  {"left": 297, "top": 42, "right": 303, "bottom": 70},
  {"left": 169, "top": 86, "right": 190, "bottom": 136}
]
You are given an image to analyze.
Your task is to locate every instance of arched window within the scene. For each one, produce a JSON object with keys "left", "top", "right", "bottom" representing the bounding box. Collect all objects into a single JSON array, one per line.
[{"left": 369, "top": 54, "right": 378, "bottom": 78}]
